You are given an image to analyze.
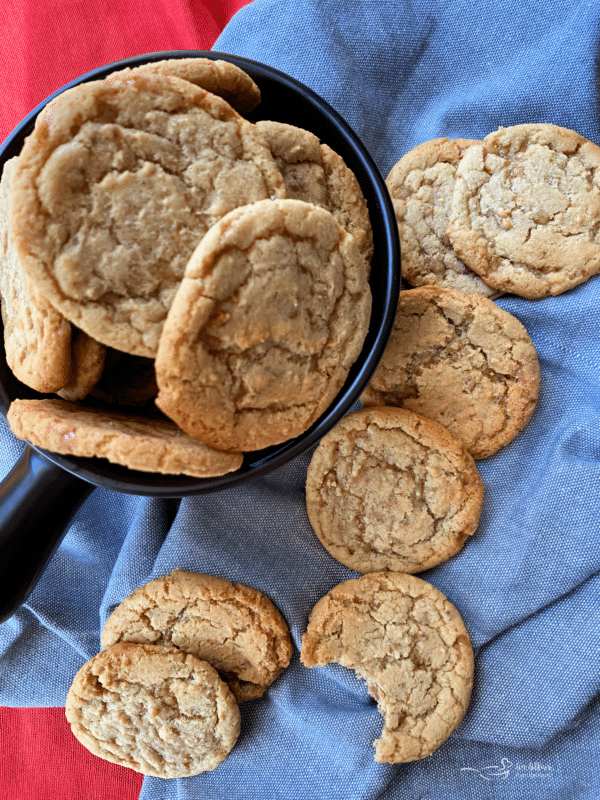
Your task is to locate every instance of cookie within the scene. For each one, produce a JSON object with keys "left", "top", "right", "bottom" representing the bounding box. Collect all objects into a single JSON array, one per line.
[
  {"left": 301, "top": 572, "right": 474, "bottom": 763},
  {"left": 65, "top": 642, "right": 240, "bottom": 778},
  {"left": 10, "top": 72, "right": 285, "bottom": 358},
  {"left": 386, "top": 138, "right": 499, "bottom": 297},
  {"left": 111, "top": 56, "right": 261, "bottom": 115},
  {"left": 256, "top": 120, "right": 373, "bottom": 268},
  {"left": 101, "top": 569, "right": 292, "bottom": 702},
  {"left": 0, "top": 157, "right": 72, "bottom": 392},
  {"left": 446, "top": 123, "right": 600, "bottom": 298},
  {"left": 7, "top": 398, "right": 243, "bottom": 477},
  {"left": 57, "top": 329, "right": 107, "bottom": 401},
  {"left": 305, "top": 406, "right": 484, "bottom": 573},
  {"left": 361, "top": 286, "right": 540, "bottom": 459},
  {"left": 155, "top": 198, "right": 372, "bottom": 452}
]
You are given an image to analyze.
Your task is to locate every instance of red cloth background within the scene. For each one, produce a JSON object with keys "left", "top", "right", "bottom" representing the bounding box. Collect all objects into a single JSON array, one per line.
[{"left": 0, "top": 2, "right": 251, "bottom": 798}]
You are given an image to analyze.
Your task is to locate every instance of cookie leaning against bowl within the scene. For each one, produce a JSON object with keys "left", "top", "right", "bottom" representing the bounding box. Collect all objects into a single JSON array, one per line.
[
  {"left": 446, "top": 123, "right": 600, "bottom": 298},
  {"left": 256, "top": 120, "right": 374, "bottom": 269},
  {"left": 1, "top": 157, "right": 71, "bottom": 392},
  {"left": 386, "top": 137, "right": 499, "bottom": 297},
  {"left": 300, "top": 572, "right": 474, "bottom": 763},
  {"left": 306, "top": 406, "right": 484, "bottom": 573},
  {"left": 155, "top": 198, "right": 372, "bottom": 452},
  {"left": 361, "top": 285, "right": 540, "bottom": 459},
  {"left": 1, "top": 157, "right": 106, "bottom": 397},
  {"left": 7, "top": 398, "right": 243, "bottom": 477},
  {"left": 10, "top": 72, "right": 285, "bottom": 358},
  {"left": 101, "top": 569, "right": 292, "bottom": 702},
  {"left": 65, "top": 643, "right": 240, "bottom": 778},
  {"left": 110, "top": 56, "right": 261, "bottom": 115}
]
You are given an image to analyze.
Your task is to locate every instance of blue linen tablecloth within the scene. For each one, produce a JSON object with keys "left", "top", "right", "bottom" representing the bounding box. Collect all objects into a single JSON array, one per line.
[{"left": 2, "top": 1, "right": 600, "bottom": 798}]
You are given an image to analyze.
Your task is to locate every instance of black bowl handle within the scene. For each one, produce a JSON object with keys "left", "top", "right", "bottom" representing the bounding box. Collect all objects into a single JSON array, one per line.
[{"left": 0, "top": 446, "right": 95, "bottom": 623}]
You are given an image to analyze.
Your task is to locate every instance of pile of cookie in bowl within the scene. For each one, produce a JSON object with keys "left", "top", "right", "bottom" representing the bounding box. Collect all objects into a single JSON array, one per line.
[
  {"left": 5, "top": 52, "right": 600, "bottom": 779},
  {"left": 0, "top": 55, "right": 374, "bottom": 476}
]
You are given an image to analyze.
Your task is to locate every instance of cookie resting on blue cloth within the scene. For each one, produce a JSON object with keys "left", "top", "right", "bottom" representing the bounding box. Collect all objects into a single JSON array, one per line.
[{"left": 2, "top": 1, "right": 600, "bottom": 799}]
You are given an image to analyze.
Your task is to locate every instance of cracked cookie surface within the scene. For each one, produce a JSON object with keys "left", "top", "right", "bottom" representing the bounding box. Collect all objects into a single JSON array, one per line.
[
  {"left": 306, "top": 406, "right": 483, "bottom": 573},
  {"left": 7, "top": 398, "right": 243, "bottom": 477},
  {"left": 1, "top": 157, "right": 72, "bottom": 392},
  {"left": 101, "top": 570, "right": 292, "bottom": 702},
  {"left": 361, "top": 286, "right": 540, "bottom": 459},
  {"left": 300, "top": 572, "right": 473, "bottom": 763},
  {"left": 110, "top": 56, "right": 261, "bottom": 115},
  {"left": 10, "top": 72, "right": 285, "bottom": 357},
  {"left": 65, "top": 642, "right": 240, "bottom": 778},
  {"left": 386, "top": 138, "right": 498, "bottom": 297},
  {"left": 446, "top": 123, "right": 600, "bottom": 297},
  {"left": 155, "top": 198, "right": 372, "bottom": 452},
  {"left": 256, "top": 120, "right": 374, "bottom": 270}
]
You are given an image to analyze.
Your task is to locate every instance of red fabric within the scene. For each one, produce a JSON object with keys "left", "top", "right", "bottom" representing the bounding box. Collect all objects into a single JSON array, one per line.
[
  {"left": 0, "top": 4, "right": 254, "bottom": 798},
  {"left": 0, "top": 707, "right": 143, "bottom": 800},
  {"left": 0, "top": 0, "right": 252, "bottom": 145}
]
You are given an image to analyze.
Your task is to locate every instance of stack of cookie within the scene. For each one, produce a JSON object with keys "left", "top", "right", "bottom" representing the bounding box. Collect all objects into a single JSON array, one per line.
[
  {"left": 66, "top": 570, "right": 292, "bottom": 777},
  {"left": 388, "top": 123, "right": 600, "bottom": 299},
  {"left": 0, "top": 56, "right": 373, "bottom": 475}
]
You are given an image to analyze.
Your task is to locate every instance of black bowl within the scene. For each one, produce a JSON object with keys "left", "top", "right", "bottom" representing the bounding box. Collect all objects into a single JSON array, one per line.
[{"left": 0, "top": 50, "right": 400, "bottom": 619}]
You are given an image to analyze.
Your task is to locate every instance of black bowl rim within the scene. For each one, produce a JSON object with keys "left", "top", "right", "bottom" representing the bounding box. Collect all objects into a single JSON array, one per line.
[{"left": 0, "top": 49, "right": 400, "bottom": 497}]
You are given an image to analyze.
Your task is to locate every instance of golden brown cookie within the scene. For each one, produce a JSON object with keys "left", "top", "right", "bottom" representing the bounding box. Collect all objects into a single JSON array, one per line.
[
  {"left": 10, "top": 72, "right": 285, "bottom": 358},
  {"left": 111, "top": 56, "right": 261, "bottom": 115},
  {"left": 101, "top": 569, "right": 292, "bottom": 702},
  {"left": 65, "top": 642, "right": 240, "bottom": 778},
  {"left": 361, "top": 286, "right": 540, "bottom": 459},
  {"left": 446, "top": 123, "right": 600, "bottom": 298},
  {"left": 7, "top": 398, "right": 243, "bottom": 477},
  {"left": 155, "top": 198, "right": 372, "bottom": 452},
  {"left": 0, "top": 157, "right": 72, "bottom": 392},
  {"left": 300, "top": 572, "right": 474, "bottom": 763},
  {"left": 256, "top": 120, "right": 373, "bottom": 268},
  {"left": 386, "top": 138, "right": 498, "bottom": 297},
  {"left": 305, "top": 406, "right": 484, "bottom": 573},
  {"left": 57, "top": 329, "right": 107, "bottom": 401}
]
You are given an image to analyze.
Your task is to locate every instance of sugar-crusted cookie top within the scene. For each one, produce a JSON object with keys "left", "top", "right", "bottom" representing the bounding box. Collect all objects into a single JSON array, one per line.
[
  {"left": 386, "top": 137, "right": 497, "bottom": 297},
  {"left": 111, "top": 57, "right": 261, "bottom": 115},
  {"left": 361, "top": 286, "right": 540, "bottom": 459},
  {"left": 306, "top": 406, "right": 484, "bottom": 573},
  {"left": 7, "top": 398, "right": 243, "bottom": 477},
  {"left": 11, "top": 72, "right": 285, "bottom": 357},
  {"left": 447, "top": 123, "right": 600, "bottom": 297},
  {"left": 101, "top": 570, "right": 292, "bottom": 702},
  {"left": 155, "top": 198, "right": 372, "bottom": 452},
  {"left": 300, "top": 572, "right": 473, "bottom": 763},
  {"left": 65, "top": 643, "right": 240, "bottom": 778}
]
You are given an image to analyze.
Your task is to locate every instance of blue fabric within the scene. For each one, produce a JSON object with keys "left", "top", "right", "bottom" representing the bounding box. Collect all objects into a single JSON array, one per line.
[{"left": 2, "top": 0, "right": 600, "bottom": 797}]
